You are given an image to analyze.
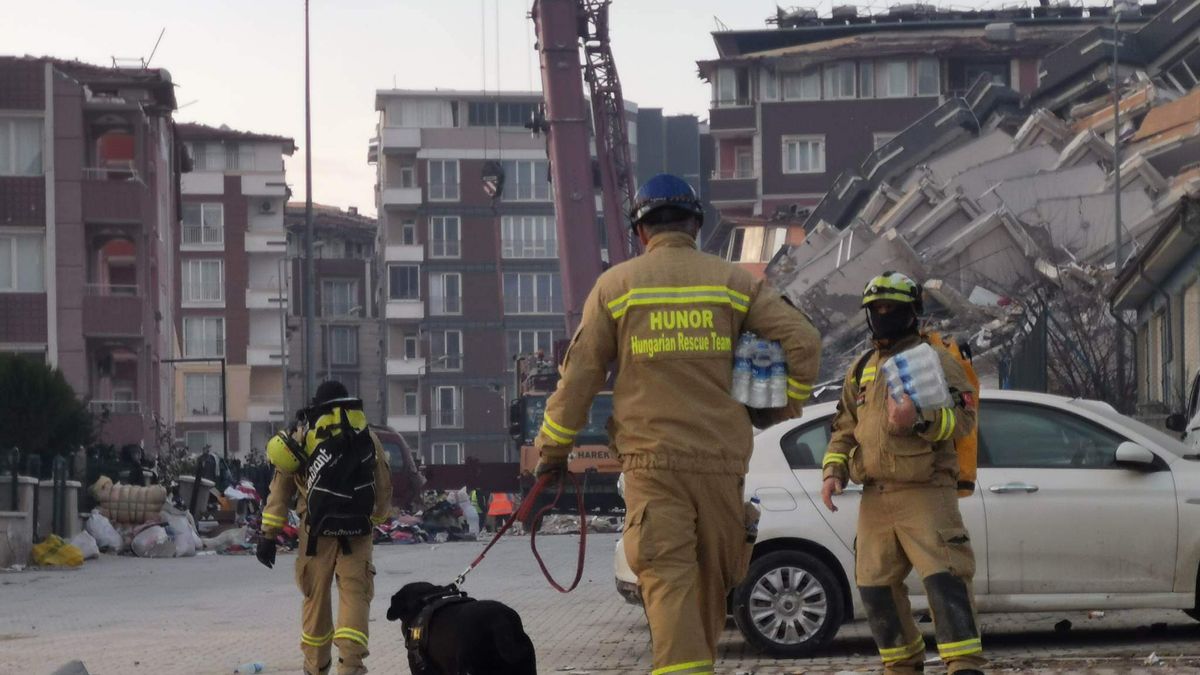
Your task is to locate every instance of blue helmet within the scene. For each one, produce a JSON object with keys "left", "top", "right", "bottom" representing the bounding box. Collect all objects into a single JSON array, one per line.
[{"left": 629, "top": 173, "right": 704, "bottom": 229}]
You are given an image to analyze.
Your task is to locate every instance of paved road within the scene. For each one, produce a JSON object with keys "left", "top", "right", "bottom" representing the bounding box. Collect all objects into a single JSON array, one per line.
[{"left": 2, "top": 534, "right": 1199, "bottom": 674}]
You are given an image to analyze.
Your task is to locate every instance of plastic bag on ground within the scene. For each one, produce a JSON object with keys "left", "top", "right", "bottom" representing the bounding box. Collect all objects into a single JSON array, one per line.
[
  {"left": 84, "top": 509, "right": 123, "bottom": 552},
  {"left": 131, "top": 524, "right": 174, "bottom": 558},
  {"left": 202, "top": 526, "right": 250, "bottom": 553},
  {"left": 70, "top": 531, "right": 101, "bottom": 560},
  {"left": 539, "top": 514, "right": 582, "bottom": 535},
  {"left": 161, "top": 504, "right": 202, "bottom": 557},
  {"left": 881, "top": 342, "right": 952, "bottom": 410},
  {"left": 32, "top": 534, "right": 84, "bottom": 568}
]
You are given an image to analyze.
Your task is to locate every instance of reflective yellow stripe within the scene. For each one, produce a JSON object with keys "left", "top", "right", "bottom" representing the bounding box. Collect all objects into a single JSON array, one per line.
[
  {"left": 262, "top": 513, "right": 286, "bottom": 526},
  {"left": 822, "top": 452, "right": 847, "bottom": 467},
  {"left": 859, "top": 367, "right": 877, "bottom": 385},
  {"left": 542, "top": 415, "right": 578, "bottom": 438},
  {"left": 371, "top": 514, "right": 387, "bottom": 525},
  {"left": 333, "top": 627, "right": 368, "bottom": 647},
  {"left": 942, "top": 408, "right": 957, "bottom": 441},
  {"left": 612, "top": 295, "right": 747, "bottom": 319},
  {"left": 301, "top": 631, "right": 333, "bottom": 646},
  {"left": 787, "top": 378, "right": 812, "bottom": 401},
  {"left": 539, "top": 424, "right": 573, "bottom": 445},
  {"left": 607, "top": 286, "right": 750, "bottom": 318},
  {"left": 651, "top": 660, "right": 714, "bottom": 675},
  {"left": 935, "top": 408, "right": 950, "bottom": 441},
  {"left": 879, "top": 637, "right": 925, "bottom": 662},
  {"left": 938, "top": 637, "right": 982, "bottom": 658},
  {"left": 788, "top": 389, "right": 811, "bottom": 401}
]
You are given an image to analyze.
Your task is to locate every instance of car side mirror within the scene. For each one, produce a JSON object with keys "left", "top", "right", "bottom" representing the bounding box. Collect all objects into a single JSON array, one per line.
[
  {"left": 1165, "top": 413, "right": 1187, "bottom": 433},
  {"left": 1115, "top": 441, "right": 1157, "bottom": 469}
]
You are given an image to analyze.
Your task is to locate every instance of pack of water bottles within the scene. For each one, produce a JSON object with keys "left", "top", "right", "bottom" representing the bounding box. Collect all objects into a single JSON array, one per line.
[
  {"left": 732, "top": 333, "right": 788, "bottom": 409},
  {"left": 880, "top": 342, "right": 952, "bottom": 411}
]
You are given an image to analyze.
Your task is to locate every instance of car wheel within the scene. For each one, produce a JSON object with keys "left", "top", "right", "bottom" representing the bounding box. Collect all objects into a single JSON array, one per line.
[{"left": 732, "top": 550, "right": 845, "bottom": 657}]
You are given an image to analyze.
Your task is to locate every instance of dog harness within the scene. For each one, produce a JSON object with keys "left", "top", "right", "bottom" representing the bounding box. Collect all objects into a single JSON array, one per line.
[{"left": 404, "top": 586, "right": 475, "bottom": 672}]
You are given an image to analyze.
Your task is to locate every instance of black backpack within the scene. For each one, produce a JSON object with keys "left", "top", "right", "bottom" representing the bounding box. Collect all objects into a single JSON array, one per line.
[{"left": 301, "top": 397, "right": 377, "bottom": 555}]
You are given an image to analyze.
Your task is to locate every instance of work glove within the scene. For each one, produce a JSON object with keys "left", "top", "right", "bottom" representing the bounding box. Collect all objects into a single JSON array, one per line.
[
  {"left": 255, "top": 536, "right": 277, "bottom": 569},
  {"left": 534, "top": 456, "right": 568, "bottom": 479}
]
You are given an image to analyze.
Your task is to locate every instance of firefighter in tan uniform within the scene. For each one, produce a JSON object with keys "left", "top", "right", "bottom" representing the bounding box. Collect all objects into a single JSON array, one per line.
[
  {"left": 259, "top": 381, "right": 393, "bottom": 675},
  {"left": 535, "top": 174, "right": 821, "bottom": 674},
  {"left": 821, "top": 273, "right": 984, "bottom": 674}
]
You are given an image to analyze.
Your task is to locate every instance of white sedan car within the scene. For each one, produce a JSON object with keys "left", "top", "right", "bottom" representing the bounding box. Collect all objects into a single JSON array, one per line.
[{"left": 615, "top": 389, "right": 1200, "bottom": 656}]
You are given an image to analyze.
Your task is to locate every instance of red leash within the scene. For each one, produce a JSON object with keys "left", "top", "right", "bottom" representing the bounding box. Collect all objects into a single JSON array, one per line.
[{"left": 451, "top": 472, "right": 588, "bottom": 593}]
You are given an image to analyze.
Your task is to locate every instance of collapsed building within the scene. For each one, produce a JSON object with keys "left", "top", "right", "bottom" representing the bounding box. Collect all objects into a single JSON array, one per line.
[{"left": 765, "top": 0, "right": 1200, "bottom": 413}]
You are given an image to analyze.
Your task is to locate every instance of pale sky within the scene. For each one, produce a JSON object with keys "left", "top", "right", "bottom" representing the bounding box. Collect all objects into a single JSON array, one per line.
[{"left": 3, "top": 0, "right": 994, "bottom": 216}]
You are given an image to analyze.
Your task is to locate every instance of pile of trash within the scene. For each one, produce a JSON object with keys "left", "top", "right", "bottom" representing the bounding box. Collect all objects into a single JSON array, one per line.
[
  {"left": 536, "top": 514, "right": 624, "bottom": 535},
  {"left": 373, "top": 514, "right": 428, "bottom": 545},
  {"left": 80, "top": 502, "right": 207, "bottom": 559}
]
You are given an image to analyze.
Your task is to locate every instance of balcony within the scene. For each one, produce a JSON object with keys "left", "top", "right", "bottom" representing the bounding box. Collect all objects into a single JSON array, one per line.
[
  {"left": 708, "top": 177, "right": 759, "bottom": 203},
  {"left": 245, "top": 231, "right": 287, "bottom": 253},
  {"left": 386, "top": 356, "right": 426, "bottom": 377},
  {"left": 241, "top": 173, "right": 288, "bottom": 197},
  {"left": 83, "top": 285, "right": 142, "bottom": 336},
  {"left": 709, "top": 106, "right": 757, "bottom": 131},
  {"left": 386, "top": 414, "right": 426, "bottom": 433},
  {"left": 88, "top": 400, "right": 142, "bottom": 415},
  {"left": 381, "top": 187, "right": 422, "bottom": 206},
  {"left": 82, "top": 177, "right": 142, "bottom": 222},
  {"left": 379, "top": 127, "right": 422, "bottom": 150},
  {"left": 181, "top": 172, "right": 224, "bottom": 195},
  {"left": 385, "top": 243, "right": 424, "bottom": 262},
  {"left": 90, "top": 403, "right": 146, "bottom": 446},
  {"left": 246, "top": 288, "right": 287, "bottom": 310},
  {"left": 430, "top": 408, "right": 464, "bottom": 429},
  {"left": 386, "top": 300, "right": 425, "bottom": 320},
  {"left": 246, "top": 344, "right": 286, "bottom": 366},
  {"left": 247, "top": 395, "right": 286, "bottom": 422}
]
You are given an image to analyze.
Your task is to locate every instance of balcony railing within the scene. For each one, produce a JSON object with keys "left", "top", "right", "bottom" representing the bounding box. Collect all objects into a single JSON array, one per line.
[
  {"left": 186, "top": 404, "right": 223, "bottom": 417},
  {"left": 711, "top": 169, "right": 759, "bottom": 180},
  {"left": 183, "top": 339, "right": 226, "bottom": 358},
  {"left": 83, "top": 163, "right": 140, "bottom": 182},
  {"left": 501, "top": 239, "right": 558, "bottom": 259},
  {"left": 88, "top": 400, "right": 142, "bottom": 415},
  {"left": 85, "top": 283, "right": 140, "bottom": 297},
  {"left": 429, "top": 239, "right": 461, "bottom": 258},
  {"left": 430, "top": 408, "right": 464, "bottom": 429},
  {"left": 182, "top": 225, "right": 224, "bottom": 246}
]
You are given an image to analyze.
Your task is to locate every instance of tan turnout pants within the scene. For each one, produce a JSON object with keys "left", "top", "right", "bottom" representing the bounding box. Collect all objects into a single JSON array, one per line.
[
  {"left": 622, "top": 470, "right": 747, "bottom": 675},
  {"left": 295, "top": 529, "right": 375, "bottom": 675},
  {"left": 856, "top": 484, "right": 985, "bottom": 673}
]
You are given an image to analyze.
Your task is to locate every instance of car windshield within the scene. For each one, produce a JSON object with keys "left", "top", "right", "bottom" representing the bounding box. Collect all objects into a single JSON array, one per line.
[
  {"left": 381, "top": 441, "right": 406, "bottom": 469},
  {"left": 1068, "top": 399, "right": 1192, "bottom": 457}
]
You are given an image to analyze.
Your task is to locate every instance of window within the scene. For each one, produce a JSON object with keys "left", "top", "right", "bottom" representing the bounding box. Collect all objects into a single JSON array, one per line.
[
  {"left": 402, "top": 390, "right": 419, "bottom": 416},
  {"left": 783, "top": 70, "right": 821, "bottom": 101},
  {"left": 334, "top": 373, "right": 360, "bottom": 396},
  {"left": 388, "top": 264, "right": 420, "bottom": 300},
  {"left": 185, "top": 430, "right": 222, "bottom": 453},
  {"left": 823, "top": 63, "right": 856, "bottom": 100},
  {"left": 428, "top": 159, "right": 459, "bottom": 201},
  {"left": 430, "top": 272, "right": 462, "bottom": 315},
  {"left": 184, "top": 373, "right": 223, "bottom": 416},
  {"left": 780, "top": 421, "right": 831, "bottom": 469},
  {"left": 715, "top": 67, "right": 737, "bottom": 106},
  {"left": 403, "top": 334, "right": 419, "bottom": 359},
  {"left": 401, "top": 220, "right": 417, "bottom": 246},
  {"left": 432, "top": 386, "right": 463, "bottom": 429},
  {"left": 878, "top": 60, "right": 911, "bottom": 98},
  {"left": 398, "top": 165, "right": 416, "bottom": 188},
  {"left": 979, "top": 402, "right": 1124, "bottom": 468},
  {"left": 0, "top": 117, "right": 43, "bottom": 176},
  {"left": 860, "top": 62, "right": 875, "bottom": 99},
  {"left": 430, "top": 442, "right": 464, "bottom": 465},
  {"left": 468, "top": 101, "right": 496, "bottom": 127},
  {"left": 0, "top": 233, "right": 44, "bottom": 292},
  {"left": 760, "top": 68, "right": 779, "bottom": 101},
  {"left": 223, "top": 143, "right": 256, "bottom": 171},
  {"left": 763, "top": 227, "right": 788, "bottom": 261},
  {"left": 507, "top": 329, "right": 561, "bottom": 369},
  {"left": 326, "top": 325, "right": 358, "bottom": 366},
  {"left": 917, "top": 58, "right": 940, "bottom": 96},
  {"left": 321, "top": 279, "right": 358, "bottom": 317},
  {"left": 430, "top": 330, "right": 463, "bottom": 371},
  {"left": 498, "top": 102, "right": 537, "bottom": 127},
  {"left": 183, "top": 317, "right": 225, "bottom": 357},
  {"left": 429, "top": 216, "right": 461, "bottom": 258},
  {"left": 735, "top": 147, "right": 754, "bottom": 178},
  {"left": 182, "top": 203, "right": 224, "bottom": 246},
  {"left": 183, "top": 259, "right": 223, "bottom": 304},
  {"left": 874, "top": 132, "right": 899, "bottom": 149},
  {"left": 393, "top": 99, "right": 453, "bottom": 127},
  {"left": 726, "top": 228, "right": 747, "bottom": 262},
  {"left": 501, "top": 215, "right": 557, "bottom": 258},
  {"left": 503, "top": 272, "right": 562, "bottom": 314},
  {"left": 782, "top": 136, "right": 826, "bottom": 174},
  {"left": 500, "top": 160, "right": 551, "bottom": 201}
]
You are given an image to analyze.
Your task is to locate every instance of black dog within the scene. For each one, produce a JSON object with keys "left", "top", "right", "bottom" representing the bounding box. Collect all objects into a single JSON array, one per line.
[{"left": 387, "top": 581, "right": 537, "bottom": 675}]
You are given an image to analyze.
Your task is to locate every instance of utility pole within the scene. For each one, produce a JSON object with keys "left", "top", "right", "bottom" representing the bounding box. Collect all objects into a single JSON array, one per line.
[
  {"left": 303, "top": 0, "right": 317, "bottom": 402},
  {"left": 1112, "top": 0, "right": 1132, "bottom": 404}
]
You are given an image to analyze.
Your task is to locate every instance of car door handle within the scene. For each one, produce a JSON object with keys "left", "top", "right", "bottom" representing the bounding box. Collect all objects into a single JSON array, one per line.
[{"left": 989, "top": 482, "right": 1039, "bottom": 494}]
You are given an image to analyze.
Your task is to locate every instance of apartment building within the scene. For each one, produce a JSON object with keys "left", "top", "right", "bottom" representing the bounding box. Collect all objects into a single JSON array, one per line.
[
  {"left": 370, "top": 89, "right": 637, "bottom": 467},
  {"left": 283, "top": 202, "right": 384, "bottom": 423},
  {"left": 697, "top": 6, "right": 1131, "bottom": 274},
  {"left": 175, "top": 123, "right": 295, "bottom": 456},
  {"left": 0, "top": 57, "right": 182, "bottom": 449}
]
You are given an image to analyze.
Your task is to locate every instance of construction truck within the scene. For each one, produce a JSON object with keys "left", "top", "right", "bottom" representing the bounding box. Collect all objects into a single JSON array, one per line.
[{"left": 508, "top": 352, "right": 624, "bottom": 516}]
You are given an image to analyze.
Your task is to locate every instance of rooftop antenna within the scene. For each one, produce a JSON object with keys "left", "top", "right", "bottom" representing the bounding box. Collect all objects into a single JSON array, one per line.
[
  {"left": 714, "top": 15, "right": 731, "bottom": 30},
  {"left": 145, "top": 28, "right": 166, "bottom": 69}
]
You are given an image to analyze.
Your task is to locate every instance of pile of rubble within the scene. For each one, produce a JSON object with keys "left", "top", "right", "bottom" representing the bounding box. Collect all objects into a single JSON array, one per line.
[{"left": 770, "top": 1, "right": 1200, "bottom": 397}]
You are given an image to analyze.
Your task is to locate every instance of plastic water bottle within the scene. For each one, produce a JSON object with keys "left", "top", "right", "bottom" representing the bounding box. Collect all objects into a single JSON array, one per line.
[
  {"left": 882, "top": 343, "right": 951, "bottom": 410},
  {"left": 768, "top": 342, "right": 788, "bottom": 408},
  {"left": 233, "top": 663, "right": 265, "bottom": 674},
  {"left": 749, "top": 340, "right": 773, "bottom": 409},
  {"left": 744, "top": 497, "right": 762, "bottom": 544},
  {"left": 732, "top": 333, "right": 754, "bottom": 404}
]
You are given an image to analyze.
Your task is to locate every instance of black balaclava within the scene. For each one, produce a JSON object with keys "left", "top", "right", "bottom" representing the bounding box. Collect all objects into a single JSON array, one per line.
[{"left": 866, "top": 303, "right": 918, "bottom": 344}]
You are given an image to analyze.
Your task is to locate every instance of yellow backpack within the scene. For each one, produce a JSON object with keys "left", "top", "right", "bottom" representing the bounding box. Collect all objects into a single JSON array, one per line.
[{"left": 854, "top": 331, "right": 980, "bottom": 497}]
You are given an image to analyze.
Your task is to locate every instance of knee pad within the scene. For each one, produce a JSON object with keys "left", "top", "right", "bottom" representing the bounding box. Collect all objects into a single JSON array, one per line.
[{"left": 922, "top": 572, "right": 978, "bottom": 644}]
